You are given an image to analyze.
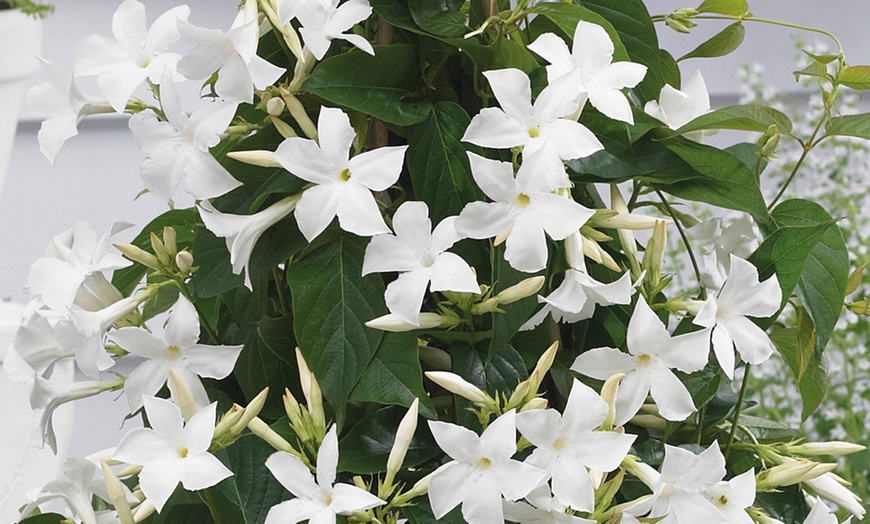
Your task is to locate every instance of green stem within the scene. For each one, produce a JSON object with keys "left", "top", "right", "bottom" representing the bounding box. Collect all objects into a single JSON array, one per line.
[
  {"left": 768, "top": 116, "right": 827, "bottom": 210},
  {"left": 677, "top": 15, "right": 844, "bottom": 55},
  {"left": 273, "top": 267, "right": 291, "bottom": 316},
  {"left": 726, "top": 363, "right": 752, "bottom": 459},
  {"left": 655, "top": 190, "right": 707, "bottom": 300}
]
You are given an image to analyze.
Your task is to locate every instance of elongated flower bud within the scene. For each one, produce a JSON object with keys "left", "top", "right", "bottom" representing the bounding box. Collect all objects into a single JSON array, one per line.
[
  {"left": 525, "top": 341, "right": 558, "bottom": 402},
  {"left": 168, "top": 369, "right": 197, "bottom": 421},
  {"left": 102, "top": 460, "right": 134, "bottom": 524},
  {"left": 787, "top": 441, "right": 866, "bottom": 457},
  {"left": 384, "top": 399, "right": 420, "bottom": 494},
  {"left": 114, "top": 243, "right": 160, "bottom": 270},
  {"left": 226, "top": 150, "right": 282, "bottom": 168},
  {"left": 425, "top": 371, "right": 489, "bottom": 404},
  {"left": 366, "top": 313, "right": 451, "bottom": 332},
  {"left": 496, "top": 276, "right": 545, "bottom": 305},
  {"left": 601, "top": 372, "right": 626, "bottom": 429}
]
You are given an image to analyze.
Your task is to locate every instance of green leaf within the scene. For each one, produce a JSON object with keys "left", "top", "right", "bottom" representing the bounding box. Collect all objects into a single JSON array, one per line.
[
  {"left": 579, "top": 0, "right": 680, "bottom": 103},
  {"left": 407, "top": 102, "right": 482, "bottom": 223},
  {"left": 408, "top": 0, "right": 466, "bottom": 37},
  {"left": 679, "top": 22, "right": 745, "bottom": 61},
  {"left": 443, "top": 34, "right": 540, "bottom": 74},
  {"left": 528, "top": 2, "right": 629, "bottom": 61},
  {"left": 206, "top": 436, "right": 293, "bottom": 524},
  {"left": 803, "top": 50, "right": 839, "bottom": 64},
  {"left": 673, "top": 104, "right": 793, "bottom": 136},
  {"left": 825, "top": 113, "right": 870, "bottom": 140},
  {"left": 795, "top": 305, "right": 817, "bottom": 380},
  {"left": 402, "top": 497, "right": 465, "bottom": 523},
  {"left": 369, "top": 0, "right": 421, "bottom": 33},
  {"left": 770, "top": 328, "right": 828, "bottom": 421},
  {"left": 350, "top": 332, "right": 437, "bottom": 419},
  {"left": 338, "top": 405, "right": 440, "bottom": 474},
  {"left": 696, "top": 0, "right": 749, "bottom": 16},
  {"left": 840, "top": 65, "right": 870, "bottom": 91},
  {"left": 112, "top": 209, "right": 199, "bottom": 295},
  {"left": 18, "top": 515, "right": 68, "bottom": 524},
  {"left": 737, "top": 414, "right": 801, "bottom": 442},
  {"left": 190, "top": 226, "right": 245, "bottom": 298},
  {"left": 648, "top": 137, "right": 769, "bottom": 224},
  {"left": 452, "top": 342, "right": 528, "bottom": 398},
  {"left": 770, "top": 199, "right": 848, "bottom": 354},
  {"left": 303, "top": 45, "right": 432, "bottom": 126},
  {"left": 235, "top": 315, "right": 299, "bottom": 420},
  {"left": 288, "top": 235, "right": 385, "bottom": 425},
  {"left": 488, "top": 249, "right": 541, "bottom": 361}
]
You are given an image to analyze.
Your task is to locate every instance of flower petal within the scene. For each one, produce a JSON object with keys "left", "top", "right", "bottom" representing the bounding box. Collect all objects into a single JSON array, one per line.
[
  {"left": 295, "top": 184, "right": 340, "bottom": 242},
  {"left": 335, "top": 182, "right": 390, "bottom": 236},
  {"left": 430, "top": 252, "right": 479, "bottom": 294},
  {"left": 265, "top": 451, "right": 321, "bottom": 501},
  {"left": 649, "top": 368, "right": 697, "bottom": 422},
  {"left": 462, "top": 107, "right": 529, "bottom": 149},
  {"left": 384, "top": 269, "right": 432, "bottom": 325},
  {"left": 331, "top": 483, "right": 385, "bottom": 514},
  {"left": 347, "top": 145, "right": 407, "bottom": 192}
]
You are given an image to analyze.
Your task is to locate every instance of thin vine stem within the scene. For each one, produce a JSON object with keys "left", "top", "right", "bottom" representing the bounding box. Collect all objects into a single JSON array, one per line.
[
  {"left": 768, "top": 116, "right": 828, "bottom": 210},
  {"left": 654, "top": 189, "right": 707, "bottom": 300},
  {"left": 726, "top": 363, "right": 752, "bottom": 460}
]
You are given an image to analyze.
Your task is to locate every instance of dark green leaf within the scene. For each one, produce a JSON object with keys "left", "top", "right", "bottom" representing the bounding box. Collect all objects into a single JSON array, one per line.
[
  {"left": 408, "top": 0, "right": 466, "bottom": 37},
  {"left": 795, "top": 305, "right": 817, "bottom": 380},
  {"left": 673, "top": 104, "right": 793, "bottom": 136},
  {"left": 350, "top": 332, "right": 437, "bottom": 418},
  {"left": 737, "top": 414, "right": 801, "bottom": 442},
  {"left": 303, "top": 45, "right": 432, "bottom": 126},
  {"left": 338, "top": 405, "right": 440, "bottom": 474},
  {"left": 755, "top": 485, "right": 810, "bottom": 523},
  {"left": 697, "top": 0, "right": 749, "bottom": 16},
  {"left": 770, "top": 328, "right": 828, "bottom": 421},
  {"left": 840, "top": 65, "right": 870, "bottom": 91},
  {"left": 369, "top": 0, "right": 421, "bottom": 33},
  {"left": 235, "top": 315, "right": 299, "bottom": 420},
  {"left": 578, "top": 0, "right": 680, "bottom": 103},
  {"left": 402, "top": 497, "right": 465, "bottom": 523},
  {"left": 288, "top": 235, "right": 385, "bottom": 425},
  {"left": 648, "top": 137, "right": 769, "bottom": 224},
  {"left": 528, "top": 2, "right": 629, "bottom": 61},
  {"left": 770, "top": 199, "right": 848, "bottom": 353},
  {"left": 190, "top": 226, "right": 245, "bottom": 298},
  {"left": 18, "top": 515, "right": 67, "bottom": 524},
  {"left": 825, "top": 113, "right": 870, "bottom": 140},
  {"left": 206, "top": 436, "right": 292, "bottom": 524},
  {"left": 452, "top": 342, "right": 527, "bottom": 398},
  {"left": 407, "top": 102, "right": 482, "bottom": 223},
  {"left": 679, "top": 22, "right": 745, "bottom": 61},
  {"left": 443, "top": 34, "right": 540, "bottom": 74}
]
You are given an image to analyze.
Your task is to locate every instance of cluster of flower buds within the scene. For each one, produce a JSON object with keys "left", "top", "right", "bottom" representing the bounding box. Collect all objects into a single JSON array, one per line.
[
  {"left": 115, "top": 226, "right": 194, "bottom": 279},
  {"left": 664, "top": 7, "right": 700, "bottom": 33}
]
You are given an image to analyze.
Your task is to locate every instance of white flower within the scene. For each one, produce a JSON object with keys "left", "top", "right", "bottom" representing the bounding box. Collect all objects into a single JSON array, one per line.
[
  {"left": 625, "top": 442, "right": 729, "bottom": 524},
  {"left": 16, "top": 457, "right": 107, "bottom": 524},
  {"left": 177, "top": 0, "right": 284, "bottom": 103},
  {"left": 264, "top": 425, "right": 385, "bottom": 524},
  {"left": 521, "top": 232, "right": 636, "bottom": 330},
  {"left": 199, "top": 194, "right": 302, "bottom": 290},
  {"left": 804, "top": 497, "right": 853, "bottom": 524},
  {"left": 27, "top": 221, "right": 130, "bottom": 312},
  {"left": 455, "top": 151, "right": 595, "bottom": 273},
  {"left": 462, "top": 68, "right": 602, "bottom": 186},
  {"left": 516, "top": 379, "right": 636, "bottom": 511},
  {"left": 503, "top": 484, "right": 595, "bottom": 524},
  {"left": 528, "top": 22, "right": 647, "bottom": 124},
  {"left": 362, "top": 201, "right": 479, "bottom": 325},
  {"left": 571, "top": 298, "right": 710, "bottom": 425},
  {"left": 688, "top": 216, "right": 761, "bottom": 291},
  {"left": 31, "top": 377, "right": 118, "bottom": 453},
  {"left": 704, "top": 469, "right": 756, "bottom": 524},
  {"left": 644, "top": 70, "right": 711, "bottom": 139},
  {"left": 692, "top": 255, "right": 781, "bottom": 379},
  {"left": 27, "top": 60, "right": 114, "bottom": 163},
  {"left": 804, "top": 473, "right": 865, "bottom": 519},
  {"left": 4, "top": 310, "right": 70, "bottom": 382},
  {"left": 295, "top": 0, "right": 374, "bottom": 60},
  {"left": 74, "top": 0, "right": 190, "bottom": 112},
  {"left": 129, "top": 71, "right": 241, "bottom": 202},
  {"left": 427, "top": 410, "right": 548, "bottom": 523},
  {"left": 113, "top": 397, "right": 232, "bottom": 512},
  {"left": 273, "top": 107, "right": 407, "bottom": 241},
  {"left": 110, "top": 296, "right": 243, "bottom": 412}
]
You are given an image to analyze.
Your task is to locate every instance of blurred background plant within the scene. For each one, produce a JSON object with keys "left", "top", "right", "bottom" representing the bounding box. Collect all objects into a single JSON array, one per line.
[{"left": 0, "top": 0, "right": 52, "bottom": 17}]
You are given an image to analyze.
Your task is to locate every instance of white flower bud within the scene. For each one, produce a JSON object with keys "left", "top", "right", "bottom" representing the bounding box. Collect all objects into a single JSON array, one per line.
[
  {"left": 226, "top": 150, "right": 283, "bottom": 168},
  {"left": 384, "top": 398, "right": 420, "bottom": 493},
  {"left": 102, "top": 460, "right": 134, "bottom": 524},
  {"left": 787, "top": 441, "right": 867, "bottom": 457},
  {"left": 425, "top": 371, "right": 489, "bottom": 404},
  {"left": 365, "top": 313, "right": 446, "bottom": 332},
  {"left": 175, "top": 251, "right": 194, "bottom": 273},
  {"left": 805, "top": 472, "right": 866, "bottom": 518},
  {"left": 266, "top": 97, "right": 286, "bottom": 116},
  {"left": 519, "top": 397, "right": 548, "bottom": 412},
  {"left": 115, "top": 242, "right": 160, "bottom": 269},
  {"left": 495, "top": 276, "right": 545, "bottom": 305}
]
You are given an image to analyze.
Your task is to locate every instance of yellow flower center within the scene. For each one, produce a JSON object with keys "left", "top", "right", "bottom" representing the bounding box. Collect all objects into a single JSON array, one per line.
[
  {"left": 528, "top": 126, "right": 540, "bottom": 138},
  {"left": 553, "top": 436, "right": 567, "bottom": 451},
  {"left": 340, "top": 168, "right": 352, "bottom": 181},
  {"left": 515, "top": 193, "right": 531, "bottom": 207},
  {"left": 477, "top": 457, "right": 493, "bottom": 469},
  {"left": 716, "top": 495, "right": 728, "bottom": 506},
  {"left": 168, "top": 345, "right": 181, "bottom": 355},
  {"left": 636, "top": 354, "right": 652, "bottom": 364},
  {"left": 178, "top": 447, "right": 189, "bottom": 458}
]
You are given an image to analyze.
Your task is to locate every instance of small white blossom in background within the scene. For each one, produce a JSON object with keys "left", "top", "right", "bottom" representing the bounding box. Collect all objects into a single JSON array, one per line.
[
  {"left": 644, "top": 70, "right": 711, "bottom": 140},
  {"left": 113, "top": 397, "right": 232, "bottom": 512},
  {"left": 294, "top": 0, "right": 375, "bottom": 60},
  {"left": 264, "top": 425, "right": 385, "bottom": 524}
]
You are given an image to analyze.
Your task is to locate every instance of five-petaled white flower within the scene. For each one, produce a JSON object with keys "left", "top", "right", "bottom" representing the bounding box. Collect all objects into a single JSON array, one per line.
[
  {"left": 571, "top": 298, "right": 710, "bottom": 425},
  {"left": 456, "top": 151, "right": 595, "bottom": 273},
  {"left": 644, "top": 70, "right": 711, "bottom": 140},
  {"left": 113, "top": 396, "right": 232, "bottom": 512},
  {"left": 624, "top": 442, "right": 729, "bottom": 524},
  {"left": 110, "top": 295, "right": 244, "bottom": 412},
  {"left": 704, "top": 468, "right": 756, "bottom": 524},
  {"left": 362, "top": 201, "right": 479, "bottom": 325},
  {"left": 274, "top": 107, "right": 408, "bottom": 241},
  {"left": 177, "top": 0, "right": 284, "bottom": 103},
  {"left": 74, "top": 0, "right": 190, "bottom": 112},
  {"left": 516, "top": 379, "right": 636, "bottom": 511},
  {"left": 692, "top": 255, "right": 781, "bottom": 380},
  {"left": 462, "top": 68, "right": 602, "bottom": 187},
  {"left": 264, "top": 425, "right": 386, "bottom": 524},
  {"left": 528, "top": 21, "right": 647, "bottom": 124},
  {"left": 129, "top": 71, "right": 242, "bottom": 202},
  {"left": 427, "top": 409, "right": 548, "bottom": 524},
  {"left": 27, "top": 60, "right": 114, "bottom": 164},
  {"left": 294, "top": 0, "right": 375, "bottom": 61},
  {"left": 199, "top": 194, "right": 302, "bottom": 290}
]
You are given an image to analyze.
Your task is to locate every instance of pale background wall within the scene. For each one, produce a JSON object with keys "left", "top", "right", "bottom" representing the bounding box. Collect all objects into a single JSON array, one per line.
[{"left": 1, "top": 0, "right": 866, "bottom": 462}]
